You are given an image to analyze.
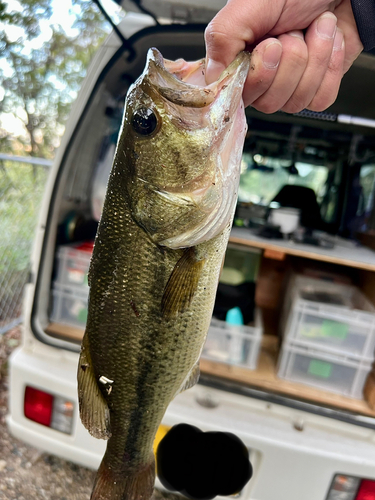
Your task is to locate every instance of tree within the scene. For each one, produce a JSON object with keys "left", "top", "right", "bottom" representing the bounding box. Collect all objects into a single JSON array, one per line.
[{"left": 0, "top": 0, "right": 111, "bottom": 158}]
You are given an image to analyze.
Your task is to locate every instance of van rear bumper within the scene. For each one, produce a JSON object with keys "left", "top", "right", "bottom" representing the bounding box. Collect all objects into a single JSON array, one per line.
[
  {"left": 7, "top": 343, "right": 375, "bottom": 500},
  {"left": 7, "top": 345, "right": 105, "bottom": 469},
  {"left": 6, "top": 415, "right": 102, "bottom": 469}
]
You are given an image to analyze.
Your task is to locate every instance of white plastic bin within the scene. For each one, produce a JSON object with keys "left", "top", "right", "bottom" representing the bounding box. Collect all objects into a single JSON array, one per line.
[
  {"left": 55, "top": 242, "right": 93, "bottom": 288},
  {"left": 202, "top": 312, "right": 262, "bottom": 369},
  {"left": 278, "top": 342, "right": 372, "bottom": 399},
  {"left": 282, "top": 276, "right": 375, "bottom": 359},
  {"left": 51, "top": 283, "right": 89, "bottom": 329}
]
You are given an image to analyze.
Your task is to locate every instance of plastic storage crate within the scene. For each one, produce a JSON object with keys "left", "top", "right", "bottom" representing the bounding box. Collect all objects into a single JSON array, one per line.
[
  {"left": 51, "top": 283, "right": 89, "bottom": 329},
  {"left": 282, "top": 276, "right": 375, "bottom": 359},
  {"left": 202, "top": 312, "right": 262, "bottom": 369},
  {"left": 55, "top": 242, "right": 93, "bottom": 288},
  {"left": 278, "top": 343, "right": 372, "bottom": 399}
]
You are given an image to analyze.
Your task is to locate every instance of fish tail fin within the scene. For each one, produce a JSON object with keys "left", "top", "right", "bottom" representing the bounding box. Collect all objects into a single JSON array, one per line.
[{"left": 91, "top": 455, "right": 155, "bottom": 500}]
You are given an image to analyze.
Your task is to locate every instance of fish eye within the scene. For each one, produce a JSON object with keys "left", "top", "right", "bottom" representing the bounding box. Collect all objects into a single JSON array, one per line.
[{"left": 131, "top": 107, "right": 158, "bottom": 136}]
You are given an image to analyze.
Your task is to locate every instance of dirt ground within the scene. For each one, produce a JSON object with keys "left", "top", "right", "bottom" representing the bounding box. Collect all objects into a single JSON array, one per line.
[{"left": 0, "top": 327, "right": 182, "bottom": 500}]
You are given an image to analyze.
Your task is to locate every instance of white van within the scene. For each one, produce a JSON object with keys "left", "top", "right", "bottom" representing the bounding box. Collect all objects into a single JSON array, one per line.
[{"left": 7, "top": 2, "right": 375, "bottom": 499}]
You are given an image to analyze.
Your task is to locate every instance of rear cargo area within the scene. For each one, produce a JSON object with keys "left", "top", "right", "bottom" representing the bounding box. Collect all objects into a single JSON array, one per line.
[{"left": 28, "top": 23, "right": 375, "bottom": 425}]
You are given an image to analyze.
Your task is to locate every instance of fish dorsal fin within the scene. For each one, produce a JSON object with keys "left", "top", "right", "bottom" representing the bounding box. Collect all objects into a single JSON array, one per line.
[
  {"left": 77, "top": 334, "right": 111, "bottom": 440},
  {"left": 177, "top": 362, "right": 200, "bottom": 395},
  {"left": 161, "top": 247, "right": 205, "bottom": 319}
]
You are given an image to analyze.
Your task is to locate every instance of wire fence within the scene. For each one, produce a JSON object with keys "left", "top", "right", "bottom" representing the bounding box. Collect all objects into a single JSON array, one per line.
[{"left": 0, "top": 154, "right": 52, "bottom": 335}]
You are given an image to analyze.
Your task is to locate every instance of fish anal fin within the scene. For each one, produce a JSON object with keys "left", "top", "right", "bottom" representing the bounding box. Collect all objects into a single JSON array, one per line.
[
  {"left": 77, "top": 333, "right": 111, "bottom": 440},
  {"left": 161, "top": 247, "right": 205, "bottom": 319},
  {"left": 177, "top": 362, "right": 200, "bottom": 395}
]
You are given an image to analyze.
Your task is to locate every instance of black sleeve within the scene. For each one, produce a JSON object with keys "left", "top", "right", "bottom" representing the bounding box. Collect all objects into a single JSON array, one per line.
[{"left": 351, "top": 0, "right": 375, "bottom": 51}]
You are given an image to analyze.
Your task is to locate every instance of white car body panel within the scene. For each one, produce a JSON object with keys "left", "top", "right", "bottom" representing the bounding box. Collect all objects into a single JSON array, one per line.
[
  {"left": 7, "top": 9, "right": 375, "bottom": 500},
  {"left": 8, "top": 341, "right": 375, "bottom": 499}
]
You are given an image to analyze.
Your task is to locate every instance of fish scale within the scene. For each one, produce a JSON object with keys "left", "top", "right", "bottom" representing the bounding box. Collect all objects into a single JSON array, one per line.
[
  {"left": 77, "top": 48, "right": 250, "bottom": 500},
  {"left": 90, "top": 204, "right": 225, "bottom": 463}
]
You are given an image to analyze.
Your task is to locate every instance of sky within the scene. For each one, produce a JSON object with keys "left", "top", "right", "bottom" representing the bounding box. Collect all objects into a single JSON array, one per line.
[{"left": 4, "top": 0, "right": 121, "bottom": 41}]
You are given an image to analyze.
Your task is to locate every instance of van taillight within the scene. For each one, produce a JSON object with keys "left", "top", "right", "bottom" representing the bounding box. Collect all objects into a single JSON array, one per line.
[
  {"left": 327, "top": 475, "right": 375, "bottom": 500},
  {"left": 24, "top": 386, "right": 74, "bottom": 434},
  {"left": 24, "top": 386, "right": 53, "bottom": 426},
  {"left": 356, "top": 480, "right": 375, "bottom": 500}
]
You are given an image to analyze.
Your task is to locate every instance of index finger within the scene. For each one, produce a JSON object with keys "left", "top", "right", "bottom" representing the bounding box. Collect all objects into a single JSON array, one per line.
[{"left": 204, "top": 0, "right": 277, "bottom": 83}]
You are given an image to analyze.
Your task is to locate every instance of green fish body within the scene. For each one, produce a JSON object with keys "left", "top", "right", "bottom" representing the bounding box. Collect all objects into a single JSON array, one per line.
[{"left": 77, "top": 48, "right": 250, "bottom": 500}]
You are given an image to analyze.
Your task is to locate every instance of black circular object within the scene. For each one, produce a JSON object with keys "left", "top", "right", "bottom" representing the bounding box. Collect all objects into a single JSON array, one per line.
[
  {"left": 131, "top": 107, "right": 158, "bottom": 136},
  {"left": 156, "top": 423, "right": 253, "bottom": 500}
]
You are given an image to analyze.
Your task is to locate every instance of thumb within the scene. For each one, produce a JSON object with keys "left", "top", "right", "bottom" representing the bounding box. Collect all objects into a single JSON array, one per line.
[{"left": 205, "top": 0, "right": 280, "bottom": 83}]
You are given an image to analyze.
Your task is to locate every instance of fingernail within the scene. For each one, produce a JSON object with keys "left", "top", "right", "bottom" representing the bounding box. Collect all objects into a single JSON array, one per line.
[
  {"left": 333, "top": 28, "right": 344, "bottom": 51},
  {"left": 317, "top": 13, "right": 337, "bottom": 39},
  {"left": 263, "top": 41, "right": 282, "bottom": 69},
  {"left": 288, "top": 31, "right": 304, "bottom": 40},
  {"left": 205, "top": 58, "right": 226, "bottom": 84}
]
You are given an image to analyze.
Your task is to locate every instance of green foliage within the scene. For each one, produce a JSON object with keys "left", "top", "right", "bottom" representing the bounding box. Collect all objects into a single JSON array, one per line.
[
  {"left": 0, "top": 0, "right": 113, "bottom": 319},
  {"left": 0, "top": 159, "right": 49, "bottom": 318},
  {"left": 239, "top": 154, "right": 329, "bottom": 204},
  {"left": 0, "top": 0, "right": 52, "bottom": 40},
  {"left": 0, "top": 0, "right": 110, "bottom": 158},
  {"left": 360, "top": 164, "right": 375, "bottom": 212}
]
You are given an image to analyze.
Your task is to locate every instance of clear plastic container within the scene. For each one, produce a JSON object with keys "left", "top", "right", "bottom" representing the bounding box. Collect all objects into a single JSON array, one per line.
[
  {"left": 202, "top": 312, "right": 262, "bottom": 369},
  {"left": 283, "top": 276, "right": 375, "bottom": 359},
  {"left": 51, "top": 283, "right": 89, "bottom": 329},
  {"left": 278, "top": 342, "right": 372, "bottom": 399},
  {"left": 55, "top": 242, "right": 94, "bottom": 288}
]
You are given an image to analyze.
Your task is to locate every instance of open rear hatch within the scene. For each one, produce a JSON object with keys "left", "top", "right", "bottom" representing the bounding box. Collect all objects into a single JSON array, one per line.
[{"left": 31, "top": 17, "right": 375, "bottom": 427}]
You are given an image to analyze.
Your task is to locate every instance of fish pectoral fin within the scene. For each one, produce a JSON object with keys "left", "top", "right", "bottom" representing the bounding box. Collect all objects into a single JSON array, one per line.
[
  {"left": 177, "top": 362, "right": 200, "bottom": 395},
  {"left": 161, "top": 247, "right": 205, "bottom": 319},
  {"left": 77, "top": 334, "right": 111, "bottom": 440}
]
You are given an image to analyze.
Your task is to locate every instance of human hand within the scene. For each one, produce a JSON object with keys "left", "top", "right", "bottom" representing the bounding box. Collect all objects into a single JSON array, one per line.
[{"left": 205, "top": 0, "right": 363, "bottom": 113}]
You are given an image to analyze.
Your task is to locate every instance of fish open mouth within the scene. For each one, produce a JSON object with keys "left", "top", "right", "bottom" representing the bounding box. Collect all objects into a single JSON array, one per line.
[{"left": 144, "top": 47, "right": 251, "bottom": 109}]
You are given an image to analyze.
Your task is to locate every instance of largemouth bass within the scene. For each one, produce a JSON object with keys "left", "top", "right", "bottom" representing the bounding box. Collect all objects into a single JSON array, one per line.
[{"left": 77, "top": 47, "right": 250, "bottom": 500}]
